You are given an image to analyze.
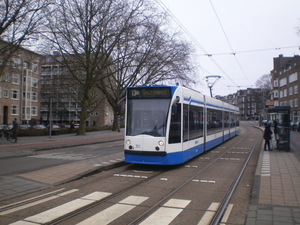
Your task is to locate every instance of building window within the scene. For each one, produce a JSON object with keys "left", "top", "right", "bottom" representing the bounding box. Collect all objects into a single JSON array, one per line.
[
  {"left": 32, "top": 92, "right": 37, "bottom": 101},
  {"left": 289, "top": 87, "right": 293, "bottom": 95},
  {"left": 11, "top": 89, "right": 19, "bottom": 100},
  {"left": 290, "top": 100, "right": 293, "bottom": 107},
  {"left": 279, "top": 78, "right": 287, "bottom": 87},
  {"left": 295, "top": 99, "right": 298, "bottom": 107},
  {"left": 284, "top": 89, "right": 287, "bottom": 97},
  {"left": 27, "top": 77, "right": 31, "bottom": 86},
  {"left": 274, "top": 80, "right": 278, "bottom": 87},
  {"left": 4, "top": 89, "right": 9, "bottom": 98},
  {"left": 3, "top": 73, "right": 9, "bottom": 82},
  {"left": 31, "top": 107, "right": 37, "bottom": 115},
  {"left": 294, "top": 85, "right": 298, "bottom": 94},
  {"left": 32, "top": 63, "right": 39, "bottom": 73},
  {"left": 12, "top": 74, "right": 20, "bottom": 84},
  {"left": 11, "top": 105, "right": 19, "bottom": 115},
  {"left": 274, "top": 91, "right": 279, "bottom": 98},
  {"left": 289, "top": 72, "right": 298, "bottom": 83},
  {"left": 95, "top": 112, "right": 99, "bottom": 116},
  {"left": 32, "top": 78, "right": 38, "bottom": 87},
  {"left": 23, "top": 62, "right": 29, "bottom": 69}
]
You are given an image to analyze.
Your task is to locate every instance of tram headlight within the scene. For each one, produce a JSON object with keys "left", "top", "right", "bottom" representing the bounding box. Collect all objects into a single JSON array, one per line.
[
  {"left": 158, "top": 140, "right": 164, "bottom": 146},
  {"left": 126, "top": 139, "right": 131, "bottom": 145}
]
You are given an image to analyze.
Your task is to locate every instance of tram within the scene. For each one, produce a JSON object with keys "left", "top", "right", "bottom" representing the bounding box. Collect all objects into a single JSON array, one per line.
[{"left": 124, "top": 85, "right": 240, "bottom": 165}]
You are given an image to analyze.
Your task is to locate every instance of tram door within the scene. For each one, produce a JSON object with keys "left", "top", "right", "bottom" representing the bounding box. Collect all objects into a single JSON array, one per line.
[{"left": 268, "top": 106, "right": 290, "bottom": 151}]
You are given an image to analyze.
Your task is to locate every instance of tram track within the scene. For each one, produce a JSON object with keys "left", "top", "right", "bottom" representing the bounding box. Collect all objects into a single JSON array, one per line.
[
  {"left": 2, "top": 123, "right": 262, "bottom": 225},
  {"left": 57, "top": 124, "right": 261, "bottom": 225}
]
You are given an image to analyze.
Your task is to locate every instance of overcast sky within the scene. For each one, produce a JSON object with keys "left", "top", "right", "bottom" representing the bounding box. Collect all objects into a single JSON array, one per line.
[{"left": 157, "top": 0, "right": 300, "bottom": 97}]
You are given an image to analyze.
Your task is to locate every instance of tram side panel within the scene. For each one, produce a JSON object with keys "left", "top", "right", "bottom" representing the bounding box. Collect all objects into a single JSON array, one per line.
[{"left": 181, "top": 88, "right": 206, "bottom": 162}]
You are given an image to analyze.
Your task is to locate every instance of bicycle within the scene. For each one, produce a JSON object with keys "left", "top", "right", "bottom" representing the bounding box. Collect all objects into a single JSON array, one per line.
[{"left": 7, "top": 131, "right": 17, "bottom": 143}]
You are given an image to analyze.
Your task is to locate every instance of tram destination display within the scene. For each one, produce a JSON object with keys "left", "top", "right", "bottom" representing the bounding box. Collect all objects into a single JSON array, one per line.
[{"left": 128, "top": 87, "right": 171, "bottom": 99}]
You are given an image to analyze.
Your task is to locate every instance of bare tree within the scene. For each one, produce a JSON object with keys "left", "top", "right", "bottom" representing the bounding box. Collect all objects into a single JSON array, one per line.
[
  {"left": 0, "top": 0, "right": 51, "bottom": 75},
  {"left": 41, "top": 0, "right": 195, "bottom": 133},
  {"left": 97, "top": 17, "right": 196, "bottom": 130},
  {"left": 255, "top": 74, "right": 272, "bottom": 90}
]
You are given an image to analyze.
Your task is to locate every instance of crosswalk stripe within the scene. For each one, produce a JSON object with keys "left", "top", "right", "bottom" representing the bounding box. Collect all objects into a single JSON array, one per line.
[
  {"left": 10, "top": 192, "right": 111, "bottom": 225},
  {"left": 140, "top": 199, "right": 191, "bottom": 225},
  {"left": 77, "top": 195, "right": 149, "bottom": 225},
  {"left": 0, "top": 188, "right": 65, "bottom": 210},
  {"left": 0, "top": 189, "right": 78, "bottom": 216},
  {"left": 197, "top": 202, "right": 220, "bottom": 225}
]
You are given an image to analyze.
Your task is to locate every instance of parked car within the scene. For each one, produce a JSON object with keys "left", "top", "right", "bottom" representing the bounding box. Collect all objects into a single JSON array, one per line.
[
  {"left": 74, "top": 124, "right": 80, "bottom": 128},
  {"left": 291, "top": 122, "right": 299, "bottom": 131},
  {"left": 3, "top": 125, "right": 13, "bottom": 130},
  {"left": 19, "top": 124, "right": 31, "bottom": 130},
  {"left": 261, "top": 120, "right": 268, "bottom": 126},
  {"left": 33, "top": 124, "right": 47, "bottom": 129},
  {"left": 48, "top": 124, "right": 60, "bottom": 135},
  {"left": 0, "top": 124, "right": 7, "bottom": 130}
]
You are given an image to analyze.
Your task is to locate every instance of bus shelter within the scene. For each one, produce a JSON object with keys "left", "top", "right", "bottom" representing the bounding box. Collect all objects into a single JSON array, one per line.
[{"left": 267, "top": 106, "right": 290, "bottom": 151}]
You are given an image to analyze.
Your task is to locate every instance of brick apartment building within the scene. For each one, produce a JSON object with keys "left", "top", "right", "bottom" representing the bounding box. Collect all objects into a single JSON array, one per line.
[
  {"left": 0, "top": 46, "right": 42, "bottom": 126},
  {"left": 270, "top": 54, "right": 300, "bottom": 123},
  {"left": 40, "top": 55, "right": 114, "bottom": 127}
]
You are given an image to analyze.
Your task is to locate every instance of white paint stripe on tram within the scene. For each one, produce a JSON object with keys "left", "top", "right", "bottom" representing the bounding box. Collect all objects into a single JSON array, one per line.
[
  {"left": 77, "top": 195, "right": 149, "bottom": 225},
  {"left": 11, "top": 191, "right": 111, "bottom": 225},
  {"left": 140, "top": 199, "right": 191, "bottom": 225},
  {"left": 1, "top": 189, "right": 78, "bottom": 216}
]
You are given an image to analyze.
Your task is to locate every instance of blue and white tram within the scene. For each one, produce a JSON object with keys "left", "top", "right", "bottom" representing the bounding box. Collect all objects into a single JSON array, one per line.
[{"left": 124, "top": 85, "right": 240, "bottom": 165}]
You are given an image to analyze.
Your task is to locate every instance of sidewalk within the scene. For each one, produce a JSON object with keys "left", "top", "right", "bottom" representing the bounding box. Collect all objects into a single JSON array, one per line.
[
  {"left": 246, "top": 125, "right": 300, "bottom": 225},
  {"left": 0, "top": 129, "right": 124, "bottom": 158},
  {"left": 0, "top": 129, "right": 125, "bottom": 201}
]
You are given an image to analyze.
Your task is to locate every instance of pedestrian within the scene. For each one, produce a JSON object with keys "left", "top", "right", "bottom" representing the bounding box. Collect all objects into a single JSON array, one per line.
[
  {"left": 263, "top": 123, "right": 273, "bottom": 151},
  {"left": 70, "top": 120, "right": 75, "bottom": 133},
  {"left": 12, "top": 118, "right": 19, "bottom": 142}
]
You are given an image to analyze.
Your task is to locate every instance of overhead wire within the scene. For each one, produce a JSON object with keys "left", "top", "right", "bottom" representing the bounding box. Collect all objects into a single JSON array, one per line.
[
  {"left": 154, "top": 0, "right": 239, "bottom": 87},
  {"left": 209, "top": 0, "right": 251, "bottom": 86}
]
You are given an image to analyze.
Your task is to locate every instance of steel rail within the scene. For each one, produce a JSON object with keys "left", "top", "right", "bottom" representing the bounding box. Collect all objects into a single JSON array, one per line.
[{"left": 128, "top": 131, "right": 258, "bottom": 225}]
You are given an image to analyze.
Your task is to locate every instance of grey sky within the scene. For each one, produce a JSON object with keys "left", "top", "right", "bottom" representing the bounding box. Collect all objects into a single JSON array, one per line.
[{"left": 158, "top": 0, "right": 300, "bottom": 96}]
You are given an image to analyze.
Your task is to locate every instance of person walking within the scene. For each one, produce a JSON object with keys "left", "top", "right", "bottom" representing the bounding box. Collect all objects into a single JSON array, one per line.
[
  {"left": 264, "top": 123, "right": 273, "bottom": 151},
  {"left": 70, "top": 120, "right": 75, "bottom": 133},
  {"left": 12, "top": 118, "right": 19, "bottom": 143}
]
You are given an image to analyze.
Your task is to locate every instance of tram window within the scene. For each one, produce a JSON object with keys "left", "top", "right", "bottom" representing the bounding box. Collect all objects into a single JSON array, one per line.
[
  {"left": 126, "top": 99, "right": 170, "bottom": 137},
  {"left": 207, "top": 108, "right": 222, "bottom": 135},
  {"left": 183, "top": 104, "right": 204, "bottom": 142},
  {"left": 169, "top": 103, "right": 182, "bottom": 143},
  {"left": 223, "top": 112, "right": 230, "bottom": 130}
]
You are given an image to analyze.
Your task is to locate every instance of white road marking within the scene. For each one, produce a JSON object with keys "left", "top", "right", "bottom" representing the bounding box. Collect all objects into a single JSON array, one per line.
[
  {"left": 77, "top": 195, "right": 148, "bottom": 225},
  {"left": 113, "top": 174, "right": 148, "bottom": 179},
  {"left": 0, "top": 189, "right": 78, "bottom": 216},
  {"left": 140, "top": 199, "right": 191, "bottom": 225},
  {"left": 261, "top": 151, "right": 270, "bottom": 176},
  {"left": 11, "top": 191, "right": 111, "bottom": 224},
  {"left": 0, "top": 188, "right": 65, "bottom": 210},
  {"left": 220, "top": 204, "right": 234, "bottom": 224},
  {"left": 198, "top": 202, "right": 220, "bottom": 225}
]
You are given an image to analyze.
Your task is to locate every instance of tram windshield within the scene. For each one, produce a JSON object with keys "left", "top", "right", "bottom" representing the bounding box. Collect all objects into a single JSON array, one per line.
[{"left": 126, "top": 99, "right": 171, "bottom": 137}]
